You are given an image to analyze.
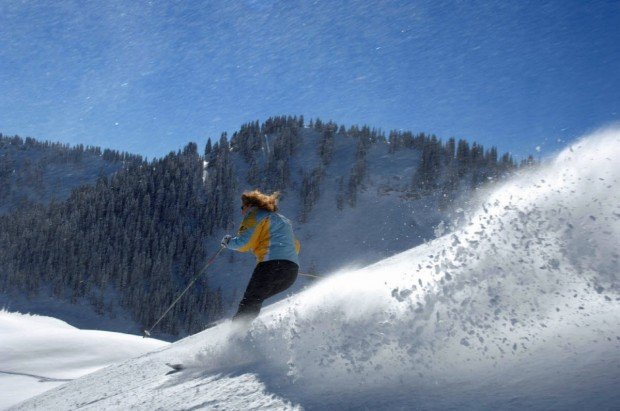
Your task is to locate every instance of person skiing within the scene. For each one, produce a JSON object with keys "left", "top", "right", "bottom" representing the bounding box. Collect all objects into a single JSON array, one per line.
[{"left": 221, "top": 190, "right": 300, "bottom": 322}]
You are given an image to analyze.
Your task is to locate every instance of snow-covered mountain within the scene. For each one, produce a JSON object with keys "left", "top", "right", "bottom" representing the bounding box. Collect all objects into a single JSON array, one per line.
[
  {"left": 1, "top": 118, "right": 519, "bottom": 338},
  {"left": 0, "top": 135, "right": 139, "bottom": 214},
  {"left": 9, "top": 128, "right": 619, "bottom": 410}
]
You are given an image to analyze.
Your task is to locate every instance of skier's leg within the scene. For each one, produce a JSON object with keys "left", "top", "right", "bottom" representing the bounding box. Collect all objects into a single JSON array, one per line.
[
  {"left": 233, "top": 262, "right": 271, "bottom": 322},
  {"left": 233, "top": 260, "right": 298, "bottom": 322},
  {"left": 264, "top": 260, "right": 299, "bottom": 298}
]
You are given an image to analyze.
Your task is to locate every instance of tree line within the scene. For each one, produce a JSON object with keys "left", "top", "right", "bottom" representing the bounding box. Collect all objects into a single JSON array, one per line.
[
  {"left": 0, "top": 142, "right": 228, "bottom": 336},
  {"left": 0, "top": 134, "right": 143, "bottom": 213}
]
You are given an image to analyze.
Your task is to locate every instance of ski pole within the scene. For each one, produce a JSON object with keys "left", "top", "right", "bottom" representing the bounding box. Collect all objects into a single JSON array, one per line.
[
  {"left": 299, "top": 272, "right": 324, "bottom": 279},
  {"left": 143, "top": 246, "right": 225, "bottom": 338}
]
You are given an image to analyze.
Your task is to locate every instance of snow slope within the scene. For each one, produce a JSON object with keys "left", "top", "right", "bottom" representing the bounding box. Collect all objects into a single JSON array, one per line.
[
  {"left": 0, "top": 311, "right": 167, "bottom": 409},
  {"left": 12, "top": 128, "right": 620, "bottom": 410}
]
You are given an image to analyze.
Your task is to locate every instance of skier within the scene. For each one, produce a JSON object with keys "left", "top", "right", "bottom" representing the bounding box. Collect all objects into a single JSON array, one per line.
[{"left": 221, "top": 190, "right": 300, "bottom": 323}]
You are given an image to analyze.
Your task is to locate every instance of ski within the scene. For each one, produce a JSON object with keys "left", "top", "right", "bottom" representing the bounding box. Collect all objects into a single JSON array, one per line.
[{"left": 165, "top": 363, "right": 184, "bottom": 375}]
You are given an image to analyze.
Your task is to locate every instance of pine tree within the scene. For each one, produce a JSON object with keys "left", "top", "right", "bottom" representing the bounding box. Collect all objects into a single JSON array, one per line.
[{"left": 318, "top": 128, "right": 335, "bottom": 165}]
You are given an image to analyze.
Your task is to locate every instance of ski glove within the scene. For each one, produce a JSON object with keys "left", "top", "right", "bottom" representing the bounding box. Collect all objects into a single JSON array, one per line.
[{"left": 221, "top": 235, "right": 232, "bottom": 248}]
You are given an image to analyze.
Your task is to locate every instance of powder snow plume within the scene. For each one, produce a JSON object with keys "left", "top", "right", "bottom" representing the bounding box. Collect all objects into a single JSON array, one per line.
[
  {"left": 191, "top": 127, "right": 620, "bottom": 408},
  {"left": 15, "top": 128, "right": 620, "bottom": 410}
]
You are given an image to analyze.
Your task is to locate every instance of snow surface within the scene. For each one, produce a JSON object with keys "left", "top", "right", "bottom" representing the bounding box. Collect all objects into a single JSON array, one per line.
[
  {"left": 0, "top": 310, "right": 167, "bottom": 409},
  {"left": 8, "top": 128, "right": 620, "bottom": 409}
]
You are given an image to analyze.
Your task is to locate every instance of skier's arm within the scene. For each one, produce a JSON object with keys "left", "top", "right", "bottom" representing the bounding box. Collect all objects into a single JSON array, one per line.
[{"left": 227, "top": 212, "right": 262, "bottom": 252}]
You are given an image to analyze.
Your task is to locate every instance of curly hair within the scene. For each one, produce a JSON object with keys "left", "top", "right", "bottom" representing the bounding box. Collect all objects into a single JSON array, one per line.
[{"left": 241, "top": 189, "right": 280, "bottom": 212}]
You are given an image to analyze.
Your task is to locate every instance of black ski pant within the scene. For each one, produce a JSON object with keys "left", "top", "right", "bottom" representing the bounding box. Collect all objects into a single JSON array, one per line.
[{"left": 233, "top": 259, "right": 298, "bottom": 322}]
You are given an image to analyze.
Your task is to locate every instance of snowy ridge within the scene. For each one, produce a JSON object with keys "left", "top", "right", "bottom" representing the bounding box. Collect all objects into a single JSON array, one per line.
[
  {"left": 0, "top": 310, "right": 167, "bottom": 409},
  {"left": 13, "top": 128, "right": 620, "bottom": 409},
  {"left": 0, "top": 139, "right": 125, "bottom": 215}
]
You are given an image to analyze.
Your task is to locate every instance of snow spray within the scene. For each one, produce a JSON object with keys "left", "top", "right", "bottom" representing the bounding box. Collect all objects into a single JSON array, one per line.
[{"left": 192, "top": 127, "right": 619, "bottom": 408}]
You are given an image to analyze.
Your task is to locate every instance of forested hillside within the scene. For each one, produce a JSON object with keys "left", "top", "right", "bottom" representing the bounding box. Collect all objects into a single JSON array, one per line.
[
  {"left": 0, "top": 116, "right": 529, "bottom": 338},
  {"left": 0, "top": 134, "right": 142, "bottom": 214}
]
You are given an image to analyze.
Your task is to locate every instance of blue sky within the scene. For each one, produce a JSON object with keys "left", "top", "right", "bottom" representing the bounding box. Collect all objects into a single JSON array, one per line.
[{"left": 1, "top": 0, "right": 618, "bottom": 160}]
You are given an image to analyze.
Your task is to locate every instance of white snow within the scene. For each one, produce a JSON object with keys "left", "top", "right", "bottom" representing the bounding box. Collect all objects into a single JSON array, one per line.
[
  {"left": 0, "top": 310, "right": 167, "bottom": 409},
  {"left": 5, "top": 127, "right": 620, "bottom": 409}
]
